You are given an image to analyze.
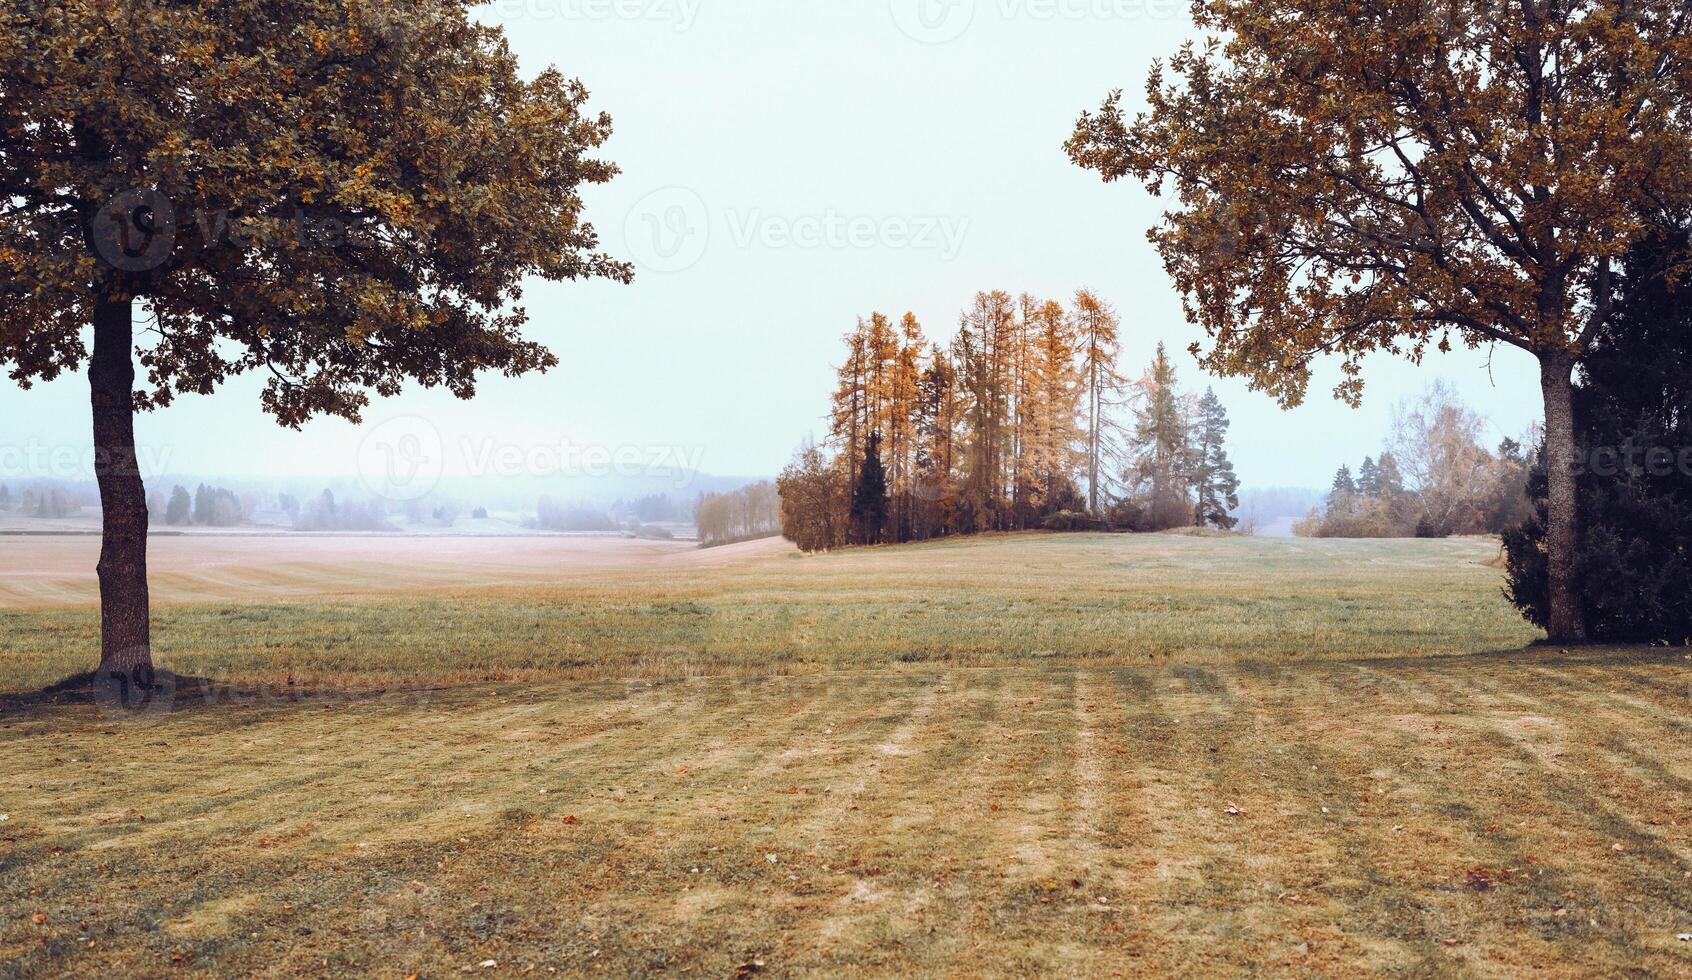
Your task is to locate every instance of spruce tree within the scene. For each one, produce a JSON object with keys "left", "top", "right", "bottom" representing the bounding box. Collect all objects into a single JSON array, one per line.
[
  {"left": 1189, "top": 388, "right": 1240, "bottom": 530},
  {"left": 1132, "top": 343, "right": 1193, "bottom": 530},
  {"left": 1328, "top": 465, "right": 1356, "bottom": 509},
  {"left": 1504, "top": 231, "right": 1692, "bottom": 643},
  {"left": 1356, "top": 456, "right": 1381, "bottom": 498},
  {"left": 164, "top": 486, "right": 191, "bottom": 526},
  {"left": 851, "top": 433, "right": 890, "bottom": 545}
]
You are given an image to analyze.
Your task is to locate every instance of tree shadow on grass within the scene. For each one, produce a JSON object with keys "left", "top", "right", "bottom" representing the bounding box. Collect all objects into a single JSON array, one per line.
[{"left": 0, "top": 669, "right": 457, "bottom": 723}]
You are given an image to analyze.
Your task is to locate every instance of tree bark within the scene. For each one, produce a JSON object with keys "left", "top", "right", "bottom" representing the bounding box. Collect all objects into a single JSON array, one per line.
[
  {"left": 1538, "top": 352, "right": 1587, "bottom": 644},
  {"left": 90, "top": 294, "right": 154, "bottom": 680}
]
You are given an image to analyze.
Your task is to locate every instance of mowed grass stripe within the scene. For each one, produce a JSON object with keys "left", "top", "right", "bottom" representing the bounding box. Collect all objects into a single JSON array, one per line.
[{"left": 4, "top": 660, "right": 1692, "bottom": 975}]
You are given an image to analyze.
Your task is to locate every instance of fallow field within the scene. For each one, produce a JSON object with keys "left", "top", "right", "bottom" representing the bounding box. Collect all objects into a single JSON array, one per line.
[{"left": 2, "top": 532, "right": 1690, "bottom": 976}]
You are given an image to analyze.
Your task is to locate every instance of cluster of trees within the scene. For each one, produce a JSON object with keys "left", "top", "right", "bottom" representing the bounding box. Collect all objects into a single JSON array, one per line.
[
  {"left": 693, "top": 480, "right": 778, "bottom": 548},
  {"left": 530, "top": 496, "right": 617, "bottom": 533},
  {"left": 779, "top": 290, "right": 1240, "bottom": 551},
  {"left": 695, "top": 482, "right": 781, "bottom": 547},
  {"left": 1, "top": 484, "right": 85, "bottom": 519},
  {"left": 154, "top": 484, "right": 248, "bottom": 527},
  {"left": 294, "top": 489, "right": 391, "bottom": 532},
  {"left": 1296, "top": 385, "right": 1534, "bottom": 539},
  {"left": 613, "top": 494, "right": 688, "bottom": 524}
]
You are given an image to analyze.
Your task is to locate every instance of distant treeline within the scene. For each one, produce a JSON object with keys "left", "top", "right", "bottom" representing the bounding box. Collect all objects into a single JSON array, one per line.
[
  {"left": 1295, "top": 383, "right": 1533, "bottom": 539},
  {"left": 3, "top": 476, "right": 743, "bottom": 540},
  {"left": 779, "top": 289, "right": 1241, "bottom": 552},
  {"left": 695, "top": 481, "right": 779, "bottom": 547},
  {"left": 0, "top": 482, "right": 87, "bottom": 519}
]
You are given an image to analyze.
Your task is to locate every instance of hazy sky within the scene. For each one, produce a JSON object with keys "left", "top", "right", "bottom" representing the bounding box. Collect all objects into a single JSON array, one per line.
[{"left": 0, "top": 0, "right": 1546, "bottom": 492}]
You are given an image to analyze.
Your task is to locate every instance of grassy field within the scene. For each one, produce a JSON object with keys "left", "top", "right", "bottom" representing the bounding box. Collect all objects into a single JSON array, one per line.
[
  {"left": 3, "top": 531, "right": 1690, "bottom": 976},
  {"left": 3, "top": 531, "right": 1536, "bottom": 689}
]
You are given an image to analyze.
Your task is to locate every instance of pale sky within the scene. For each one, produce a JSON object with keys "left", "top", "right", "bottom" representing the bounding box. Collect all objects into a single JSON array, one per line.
[{"left": 0, "top": 0, "right": 1545, "bottom": 492}]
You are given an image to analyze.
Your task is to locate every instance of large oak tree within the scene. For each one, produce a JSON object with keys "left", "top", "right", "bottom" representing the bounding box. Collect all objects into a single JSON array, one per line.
[
  {"left": 1067, "top": 0, "right": 1692, "bottom": 642},
  {"left": 2, "top": 0, "right": 630, "bottom": 687}
]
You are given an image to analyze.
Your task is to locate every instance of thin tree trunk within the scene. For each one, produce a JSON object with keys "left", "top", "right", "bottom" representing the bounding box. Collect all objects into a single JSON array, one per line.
[
  {"left": 90, "top": 294, "right": 154, "bottom": 680},
  {"left": 1538, "top": 352, "right": 1586, "bottom": 644}
]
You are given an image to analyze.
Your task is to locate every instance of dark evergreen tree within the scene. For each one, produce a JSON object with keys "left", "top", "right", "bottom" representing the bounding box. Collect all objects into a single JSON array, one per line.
[
  {"left": 850, "top": 433, "right": 890, "bottom": 545},
  {"left": 1356, "top": 456, "right": 1381, "bottom": 497},
  {"left": 0, "top": 484, "right": 11, "bottom": 511},
  {"left": 1505, "top": 231, "right": 1692, "bottom": 644},
  {"left": 1189, "top": 388, "right": 1240, "bottom": 529},
  {"left": 164, "top": 486, "right": 191, "bottom": 526},
  {"left": 1132, "top": 343, "right": 1194, "bottom": 530},
  {"left": 1328, "top": 465, "right": 1356, "bottom": 508}
]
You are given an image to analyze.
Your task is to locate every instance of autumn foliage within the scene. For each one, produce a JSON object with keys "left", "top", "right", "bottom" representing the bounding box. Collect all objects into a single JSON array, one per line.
[
  {"left": 1068, "top": 0, "right": 1692, "bottom": 641},
  {"left": 779, "top": 290, "right": 1240, "bottom": 550},
  {"left": 1, "top": 0, "right": 628, "bottom": 674}
]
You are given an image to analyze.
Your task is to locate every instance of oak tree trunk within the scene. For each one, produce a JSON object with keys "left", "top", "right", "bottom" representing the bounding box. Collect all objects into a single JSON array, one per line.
[
  {"left": 90, "top": 294, "right": 154, "bottom": 681},
  {"left": 1538, "top": 353, "right": 1587, "bottom": 644}
]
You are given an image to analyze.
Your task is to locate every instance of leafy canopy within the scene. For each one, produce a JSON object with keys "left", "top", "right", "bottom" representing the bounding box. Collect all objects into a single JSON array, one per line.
[
  {"left": 1067, "top": 0, "right": 1692, "bottom": 405},
  {"left": 1, "top": 0, "right": 630, "bottom": 424}
]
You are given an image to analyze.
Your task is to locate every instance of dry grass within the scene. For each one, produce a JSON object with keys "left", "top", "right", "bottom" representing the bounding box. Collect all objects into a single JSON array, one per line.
[
  {"left": 3, "top": 531, "right": 1688, "bottom": 976},
  {"left": 1, "top": 532, "right": 1535, "bottom": 690},
  {"left": 3, "top": 653, "right": 1690, "bottom": 976}
]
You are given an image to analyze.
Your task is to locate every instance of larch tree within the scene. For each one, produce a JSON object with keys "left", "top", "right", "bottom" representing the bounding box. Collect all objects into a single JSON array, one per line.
[
  {"left": 913, "top": 342, "right": 959, "bottom": 536},
  {"left": 888, "top": 313, "right": 924, "bottom": 539},
  {"left": 1072, "top": 289, "right": 1128, "bottom": 514},
  {"left": 1, "top": 0, "right": 629, "bottom": 686},
  {"left": 1029, "top": 297, "right": 1082, "bottom": 509},
  {"left": 1067, "top": 0, "right": 1692, "bottom": 642},
  {"left": 1011, "top": 294, "right": 1039, "bottom": 521},
  {"left": 864, "top": 312, "right": 899, "bottom": 458},
  {"left": 954, "top": 290, "right": 1016, "bottom": 529},
  {"left": 831, "top": 322, "right": 870, "bottom": 490}
]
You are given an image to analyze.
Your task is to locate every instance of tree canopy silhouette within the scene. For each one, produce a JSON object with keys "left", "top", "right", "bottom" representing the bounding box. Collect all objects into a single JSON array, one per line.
[
  {"left": 1068, "top": 0, "right": 1692, "bottom": 642},
  {"left": 1, "top": 0, "right": 630, "bottom": 683}
]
